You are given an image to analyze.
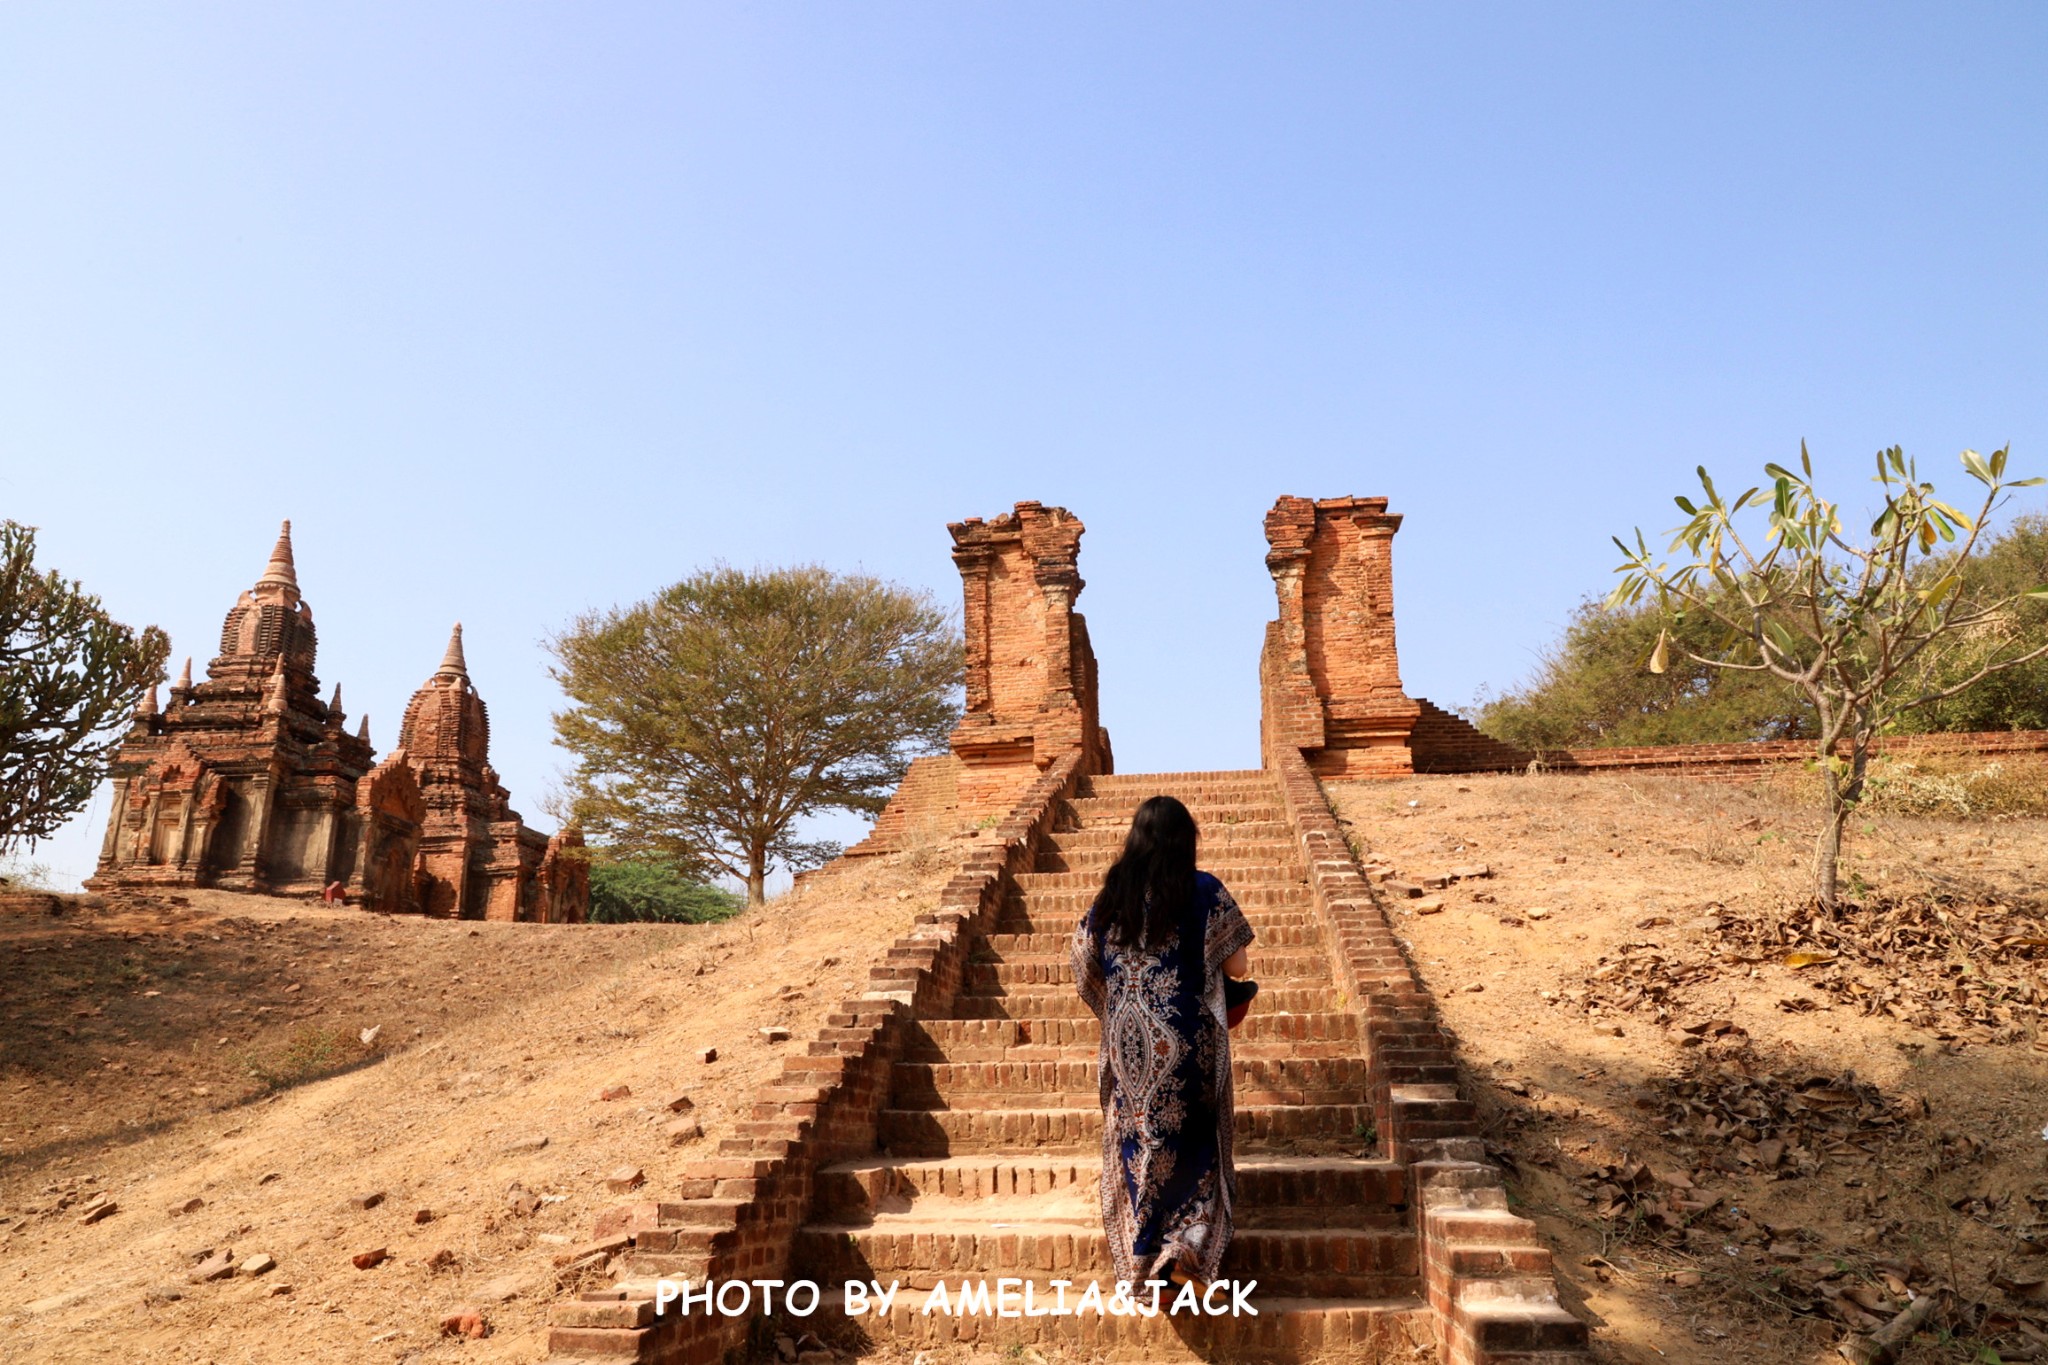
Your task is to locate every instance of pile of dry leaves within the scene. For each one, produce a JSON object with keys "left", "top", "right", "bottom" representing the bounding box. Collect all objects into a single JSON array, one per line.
[
  {"left": 1558, "top": 895, "right": 2048, "bottom": 1047},
  {"left": 1551, "top": 1050, "right": 2048, "bottom": 1358},
  {"left": 1572, "top": 1054, "right": 1917, "bottom": 1241},
  {"left": 1715, "top": 895, "right": 2048, "bottom": 1043},
  {"left": 1562, "top": 932, "right": 1721, "bottom": 1023}
]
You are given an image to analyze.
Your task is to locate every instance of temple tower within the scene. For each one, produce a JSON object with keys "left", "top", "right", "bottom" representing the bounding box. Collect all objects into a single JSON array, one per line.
[
  {"left": 398, "top": 625, "right": 584, "bottom": 921},
  {"left": 89, "top": 522, "right": 400, "bottom": 896}
]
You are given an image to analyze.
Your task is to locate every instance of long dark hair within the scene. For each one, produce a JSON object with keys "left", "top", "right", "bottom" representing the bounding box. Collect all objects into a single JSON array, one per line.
[{"left": 1093, "top": 795, "right": 1198, "bottom": 951}]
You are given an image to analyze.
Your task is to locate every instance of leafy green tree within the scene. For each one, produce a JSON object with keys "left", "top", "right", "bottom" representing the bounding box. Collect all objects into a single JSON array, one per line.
[
  {"left": 1475, "top": 595, "right": 1813, "bottom": 751},
  {"left": 1, "top": 521, "right": 170, "bottom": 851},
  {"left": 1611, "top": 445, "right": 2048, "bottom": 906},
  {"left": 1893, "top": 513, "right": 2048, "bottom": 733},
  {"left": 587, "top": 858, "right": 742, "bottom": 924},
  {"left": 549, "top": 565, "right": 960, "bottom": 905}
]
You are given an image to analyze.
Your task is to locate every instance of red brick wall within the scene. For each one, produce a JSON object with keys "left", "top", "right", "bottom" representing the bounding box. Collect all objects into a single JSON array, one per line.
[{"left": 947, "top": 502, "right": 1109, "bottom": 819}]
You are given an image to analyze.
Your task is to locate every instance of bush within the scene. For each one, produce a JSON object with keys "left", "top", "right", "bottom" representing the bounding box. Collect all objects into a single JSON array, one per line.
[
  {"left": 1473, "top": 596, "right": 1813, "bottom": 751},
  {"left": 588, "top": 859, "right": 744, "bottom": 924},
  {"left": 1478, "top": 516, "right": 2048, "bottom": 752}
]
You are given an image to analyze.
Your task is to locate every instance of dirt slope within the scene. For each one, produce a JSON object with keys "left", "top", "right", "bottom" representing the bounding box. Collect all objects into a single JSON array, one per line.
[
  {"left": 1327, "top": 771, "right": 2048, "bottom": 1365},
  {"left": 0, "top": 834, "right": 978, "bottom": 1364}
]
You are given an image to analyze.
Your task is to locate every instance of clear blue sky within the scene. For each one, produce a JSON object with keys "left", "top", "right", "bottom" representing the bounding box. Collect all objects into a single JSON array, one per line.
[{"left": 4, "top": 4, "right": 2045, "bottom": 888}]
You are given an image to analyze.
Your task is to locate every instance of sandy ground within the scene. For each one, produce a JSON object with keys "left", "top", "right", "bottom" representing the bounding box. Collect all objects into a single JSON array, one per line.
[
  {"left": 1326, "top": 771, "right": 2048, "bottom": 1365},
  {"left": 0, "top": 833, "right": 980, "bottom": 1364}
]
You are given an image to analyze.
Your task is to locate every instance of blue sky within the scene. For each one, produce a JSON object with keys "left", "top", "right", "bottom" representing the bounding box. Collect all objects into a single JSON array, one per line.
[{"left": 4, "top": 4, "right": 2045, "bottom": 887}]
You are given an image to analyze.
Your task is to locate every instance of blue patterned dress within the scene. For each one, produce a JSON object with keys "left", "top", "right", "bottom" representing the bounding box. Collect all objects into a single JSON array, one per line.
[{"left": 1071, "top": 871, "right": 1255, "bottom": 1285}]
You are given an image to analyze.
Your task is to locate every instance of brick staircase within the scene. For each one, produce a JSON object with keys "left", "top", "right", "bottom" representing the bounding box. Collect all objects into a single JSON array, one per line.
[
  {"left": 788, "top": 770, "right": 1438, "bottom": 1360},
  {"left": 548, "top": 762, "right": 1590, "bottom": 1364}
]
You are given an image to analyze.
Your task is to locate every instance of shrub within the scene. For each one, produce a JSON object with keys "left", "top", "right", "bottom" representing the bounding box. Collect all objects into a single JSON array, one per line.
[{"left": 588, "top": 859, "right": 744, "bottom": 924}]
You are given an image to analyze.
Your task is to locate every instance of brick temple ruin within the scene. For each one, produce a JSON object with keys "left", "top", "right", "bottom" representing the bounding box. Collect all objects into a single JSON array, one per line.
[{"left": 87, "top": 523, "right": 588, "bottom": 921}]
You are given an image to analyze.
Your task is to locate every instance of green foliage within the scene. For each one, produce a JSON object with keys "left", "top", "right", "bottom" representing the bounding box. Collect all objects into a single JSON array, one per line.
[
  {"left": 1894, "top": 514, "right": 2048, "bottom": 733},
  {"left": 587, "top": 858, "right": 744, "bottom": 924},
  {"left": 1609, "top": 443, "right": 2048, "bottom": 905},
  {"left": 1475, "top": 596, "right": 1814, "bottom": 750},
  {"left": 0, "top": 521, "right": 170, "bottom": 851},
  {"left": 549, "top": 564, "right": 960, "bottom": 904}
]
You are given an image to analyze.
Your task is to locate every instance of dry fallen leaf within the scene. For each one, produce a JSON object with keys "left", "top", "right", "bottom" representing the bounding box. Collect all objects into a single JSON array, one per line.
[{"left": 1784, "top": 951, "right": 1837, "bottom": 969}]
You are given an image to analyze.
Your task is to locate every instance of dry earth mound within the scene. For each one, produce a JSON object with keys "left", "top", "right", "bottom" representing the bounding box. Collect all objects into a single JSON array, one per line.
[{"left": 0, "top": 836, "right": 978, "bottom": 1363}]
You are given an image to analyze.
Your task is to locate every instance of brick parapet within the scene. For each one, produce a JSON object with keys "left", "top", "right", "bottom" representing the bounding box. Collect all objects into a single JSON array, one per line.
[
  {"left": 1541, "top": 726, "right": 2048, "bottom": 778},
  {"left": 1263, "top": 738, "right": 1588, "bottom": 1364},
  {"left": 543, "top": 754, "right": 1087, "bottom": 1364}
]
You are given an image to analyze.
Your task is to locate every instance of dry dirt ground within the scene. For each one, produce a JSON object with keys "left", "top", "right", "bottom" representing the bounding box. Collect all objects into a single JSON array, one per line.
[
  {"left": 0, "top": 834, "right": 981, "bottom": 1364},
  {"left": 1326, "top": 771, "right": 2048, "bottom": 1365},
  {"left": 12, "top": 774, "right": 2046, "bottom": 1365}
]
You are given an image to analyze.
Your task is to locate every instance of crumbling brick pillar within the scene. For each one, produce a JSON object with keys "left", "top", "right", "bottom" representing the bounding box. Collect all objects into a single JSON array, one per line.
[
  {"left": 948, "top": 502, "right": 1112, "bottom": 818},
  {"left": 1262, "top": 495, "right": 1423, "bottom": 778}
]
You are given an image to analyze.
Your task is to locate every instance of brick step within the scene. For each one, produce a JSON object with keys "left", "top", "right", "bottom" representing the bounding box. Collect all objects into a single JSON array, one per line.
[
  {"left": 892, "top": 1055, "right": 1371, "bottom": 1109},
  {"left": 1031, "top": 854, "right": 1301, "bottom": 877},
  {"left": 996, "top": 909, "right": 1319, "bottom": 936},
  {"left": 947, "top": 987, "right": 1338, "bottom": 1020},
  {"left": 813, "top": 1154, "right": 1407, "bottom": 1228},
  {"left": 1013, "top": 868, "right": 1309, "bottom": 892},
  {"left": 964, "top": 955, "right": 1332, "bottom": 990},
  {"left": 979, "top": 925, "right": 1327, "bottom": 956},
  {"left": 901, "top": 1012, "right": 1363, "bottom": 1058},
  {"left": 1084, "top": 767, "right": 1267, "bottom": 783},
  {"left": 787, "top": 1287, "right": 1433, "bottom": 1361},
  {"left": 1044, "top": 822, "right": 1294, "bottom": 850},
  {"left": 877, "top": 1103, "right": 1377, "bottom": 1156},
  {"left": 792, "top": 1217, "right": 1417, "bottom": 1297},
  {"left": 1082, "top": 768, "right": 1266, "bottom": 788},
  {"left": 1011, "top": 884, "right": 1309, "bottom": 912},
  {"left": 1070, "top": 797, "right": 1286, "bottom": 824}
]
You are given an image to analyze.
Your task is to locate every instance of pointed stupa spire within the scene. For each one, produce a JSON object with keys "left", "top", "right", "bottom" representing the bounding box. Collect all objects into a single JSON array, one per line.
[
  {"left": 175, "top": 657, "right": 192, "bottom": 691},
  {"left": 329, "top": 682, "right": 343, "bottom": 711},
  {"left": 436, "top": 622, "right": 468, "bottom": 680},
  {"left": 256, "top": 520, "right": 299, "bottom": 594},
  {"left": 357, "top": 715, "right": 371, "bottom": 745},
  {"left": 135, "top": 683, "right": 159, "bottom": 718}
]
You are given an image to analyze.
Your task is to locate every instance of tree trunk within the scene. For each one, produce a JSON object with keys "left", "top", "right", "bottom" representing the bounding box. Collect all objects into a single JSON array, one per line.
[
  {"left": 746, "top": 843, "right": 766, "bottom": 906},
  {"left": 1813, "top": 792, "right": 1846, "bottom": 909}
]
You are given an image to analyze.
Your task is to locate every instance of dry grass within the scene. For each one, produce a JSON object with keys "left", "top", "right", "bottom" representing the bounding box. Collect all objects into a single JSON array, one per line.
[{"left": 1755, "top": 750, "right": 2048, "bottom": 819}]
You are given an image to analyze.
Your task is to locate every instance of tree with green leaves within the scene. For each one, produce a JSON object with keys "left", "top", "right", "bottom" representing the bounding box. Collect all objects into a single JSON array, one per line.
[
  {"left": 549, "top": 565, "right": 961, "bottom": 904},
  {"left": 1611, "top": 445, "right": 2048, "bottom": 906},
  {"left": 587, "top": 857, "right": 743, "bottom": 924},
  {"left": 1, "top": 521, "right": 170, "bottom": 851},
  {"left": 1474, "top": 594, "right": 1815, "bottom": 751}
]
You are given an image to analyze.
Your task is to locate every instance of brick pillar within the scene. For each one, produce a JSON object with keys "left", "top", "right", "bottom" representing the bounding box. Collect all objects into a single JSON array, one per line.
[
  {"left": 1261, "top": 495, "right": 1422, "bottom": 778},
  {"left": 947, "top": 501, "right": 1110, "bottom": 818}
]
